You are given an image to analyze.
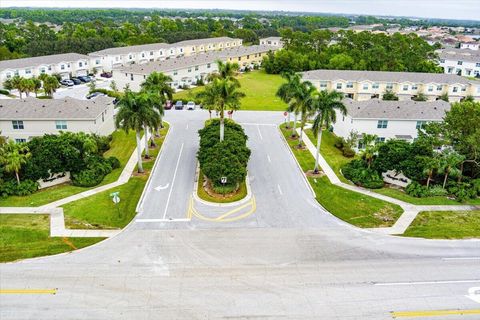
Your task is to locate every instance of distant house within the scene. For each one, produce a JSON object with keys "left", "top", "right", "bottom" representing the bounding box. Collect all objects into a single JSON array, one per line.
[
  {"left": 302, "top": 69, "right": 480, "bottom": 102},
  {"left": 0, "top": 96, "right": 115, "bottom": 143},
  {"left": 460, "top": 42, "right": 480, "bottom": 51},
  {"left": 0, "top": 53, "right": 91, "bottom": 84},
  {"left": 437, "top": 48, "right": 480, "bottom": 78},
  {"left": 259, "top": 37, "right": 284, "bottom": 48},
  {"left": 332, "top": 99, "right": 451, "bottom": 148}
]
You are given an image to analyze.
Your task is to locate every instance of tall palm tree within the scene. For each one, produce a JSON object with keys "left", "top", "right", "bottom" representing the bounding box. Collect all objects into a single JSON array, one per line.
[
  {"left": 115, "top": 91, "right": 159, "bottom": 173},
  {"left": 197, "top": 78, "right": 245, "bottom": 141},
  {"left": 291, "top": 80, "right": 316, "bottom": 147},
  {"left": 359, "top": 134, "right": 378, "bottom": 168},
  {"left": 140, "top": 71, "right": 173, "bottom": 131},
  {"left": 311, "top": 90, "right": 347, "bottom": 174},
  {"left": 32, "top": 77, "right": 42, "bottom": 97},
  {"left": 439, "top": 149, "right": 465, "bottom": 189},
  {"left": 6, "top": 76, "right": 23, "bottom": 98},
  {"left": 0, "top": 140, "right": 31, "bottom": 185},
  {"left": 207, "top": 60, "right": 240, "bottom": 84},
  {"left": 19, "top": 78, "right": 34, "bottom": 97},
  {"left": 43, "top": 75, "right": 60, "bottom": 97},
  {"left": 276, "top": 72, "right": 303, "bottom": 137}
]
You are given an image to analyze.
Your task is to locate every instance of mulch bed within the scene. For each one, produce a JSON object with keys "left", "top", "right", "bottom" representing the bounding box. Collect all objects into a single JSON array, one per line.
[
  {"left": 202, "top": 176, "right": 240, "bottom": 199},
  {"left": 305, "top": 170, "right": 325, "bottom": 178}
]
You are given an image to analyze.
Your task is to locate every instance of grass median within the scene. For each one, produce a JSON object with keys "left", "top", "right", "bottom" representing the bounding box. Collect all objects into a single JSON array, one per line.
[
  {"left": 197, "top": 169, "right": 248, "bottom": 203},
  {"left": 281, "top": 124, "right": 403, "bottom": 228}
]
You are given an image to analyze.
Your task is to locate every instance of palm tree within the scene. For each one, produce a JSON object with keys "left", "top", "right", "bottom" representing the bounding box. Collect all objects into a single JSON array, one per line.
[
  {"left": 311, "top": 90, "right": 347, "bottom": 173},
  {"left": 276, "top": 72, "right": 303, "bottom": 136},
  {"left": 140, "top": 72, "right": 173, "bottom": 131},
  {"left": 439, "top": 149, "right": 465, "bottom": 189},
  {"left": 197, "top": 78, "right": 245, "bottom": 141},
  {"left": 19, "top": 78, "right": 34, "bottom": 97},
  {"left": 420, "top": 155, "right": 440, "bottom": 188},
  {"left": 43, "top": 75, "right": 60, "bottom": 97},
  {"left": 115, "top": 91, "right": 160, "bottom": 173},
  {"left": 0, "top": 140, "right": 31, "bottom": 185},
  {"left": 6, "top": 76, "right": 23, "bottom": 98},
  {"left": 359, "top": 134, "right": 378, "bottom": 168},
  {"left": 292, "top": 81, "right": 316, "bottom": 147},
  {"left": 31, "top": 77, "right": 42, "bottom": 97},
  {"left": 207, "top": 60, "right": 240, "bottom": 84}
]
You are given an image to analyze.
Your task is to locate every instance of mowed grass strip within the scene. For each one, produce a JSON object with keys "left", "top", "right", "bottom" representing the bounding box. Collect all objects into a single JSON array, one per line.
[
  {"left": 62, "top": 124, "right": 169, "bottom": 229},
  {"left": 403, "top": 210, "right": 480, "bottom": 239},
  {"left": 0, "top": 129, "right": 138, "bottom": 207},
  {"left": 0, "top": 215, "right": 103, "bottom": 262},
  {"left": 173, "top": 70, "right": 287, "bottom": 111},
  {"left": 280, "top": 124, "right": 403, "bottom": 228}
]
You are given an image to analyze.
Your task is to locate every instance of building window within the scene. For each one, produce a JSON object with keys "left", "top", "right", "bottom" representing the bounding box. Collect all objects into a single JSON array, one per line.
[
  {"left": 403, "top": 85, "right": 409, "bottom": 91},
  {"left": 15, "top": 138, "right": 26, "bottom": 143},
  {"left": 386, "top": 83, "right": 393, "bottom": 90},
  {"left": 476, "top": 62, "right": 480, "bottom": 67},
  {"left": 141, "top": 53, "right": 145, "bottom": 58},
  {"left": 412, "top": 84, "right": 418, "bottom": 90},
  {"left": 428, "top": 85, "right": 433, "bottom": 92},
  {"left": 336, "top": 83, "right": 342, "bottom": 90},
  {"left": 79, "top": 62, "right": 83, "bottom": 67},
  {"left": 130, "top": 74, "right": 134, "bottom": 81},
  {"left": 195, "top": 66, "right": 199, "bottom": 71},
  {"left": 14, "top": 70, "right": 19, "bottom": 76},
  {"left": 376, "top": 137, "right": 385, "bottom": 143},
  {"left": 96, "top": 59, "right": 100, "bottom": 65},
  {"left": 457, "top": 61, "right": 463, "bottom": 65},
  {"left": 416, "top": 121, "right": 427, "bottom": 129},
  {"left": 440, "top": 59, "right": 445, "bottom": 63},
  {"left": 12, "top": 120, "right": 24, "bottom": 130},
  {"left": 160, "top": 50, "right": 163, "bottom": 55},
  {"left": 346, "top": 82, "right": 353, "bottom": 89},
  {"left": 363, "top": 83, "right": 369, "bottom": 90},
  {"left": 6, "top": 72, "right": 11, "bottom": 79},
  {"left": 129, "top": 55, "right": 132, "bottom": 59},
  {"left": 173, "top": 70, "right": 178, "bottom": 76},
  {"left": 437, "top": 85, "right": 443, "bottom": 91},
  {"left": 25, "top": 69, "right": 31, "bottom": 74},
  {"left": 377, "top": 120, "right": 388, "bottom": 129},
  {"left": 207, "top": 63, "right": 211, "bottom": 69},
  {"left": 188, "top": 68, "right": 192, "bottom": 73},
  {"left": 55, "top": 120, "right": 67, "bottom": 130},
  {"left": 372, "top": 83, "right": 379, "bottom": 89},
  {"left": 40, "top": 68, "right": 46, "bottom": 73},
  {"left": 320, "top": 81, "right": 327, "bottom": 89},
  {"left": 48, "top": 66, "right": 52, "bottom": 71},
  {"left": 61, "top": 64, "right": 65, "bottom": 70},
  {"left": 150, "top": 51, "right": 153, "bottom": 56},
  {"left": 453, "top": 87, "right": 458, "bottom": 93}
]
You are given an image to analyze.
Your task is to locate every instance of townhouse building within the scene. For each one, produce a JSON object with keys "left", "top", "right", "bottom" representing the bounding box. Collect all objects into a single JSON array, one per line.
[
  {"left": 302, "top": 69, "right": 480, "bottom": 102},
  {"left": 460, "top": 42, "right": 480, "bottom": 51},
  {"left": 112, "top": 45, "right": 277, "bottom": 91},
  {"left": 437, "top": 48, "right": 480, "bottom": 78},
  {"left": 0, "top": 96, "right": 116, "bottom": 143},
  {"left": 89, "top": 37, "right": 242, "bottom": 72},
  {"left": 0, "top": 53, "right": 91, "bottom": 84},
  {"left": 332, "top": 99, "right": 451, "bottom": 148},
  {"left": 259, "top": 37, "right": 284, "bottom": 48}
]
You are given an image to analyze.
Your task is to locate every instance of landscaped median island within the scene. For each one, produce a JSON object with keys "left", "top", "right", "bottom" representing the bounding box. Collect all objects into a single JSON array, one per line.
[
  {"left": 280, "top": 123, "right": 403, "bottom": 228},
  {"left": 196, "top": 119, "right": 250, "bottom": 203}
]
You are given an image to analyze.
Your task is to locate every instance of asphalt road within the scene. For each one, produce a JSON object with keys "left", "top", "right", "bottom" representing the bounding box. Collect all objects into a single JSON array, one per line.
[{"left": 1, "top": 110, "right": 479, "bottom": 319}]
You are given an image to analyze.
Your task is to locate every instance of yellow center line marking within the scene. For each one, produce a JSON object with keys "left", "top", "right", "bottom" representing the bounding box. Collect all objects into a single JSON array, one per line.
[
  {"left": 191, "top": 196, "right": 256, "bottom": 222},
  {"left": 0, "top": 289, "right": 57, "bottom": 294},
  {"left": 392, "top": 309, "right": 480, "bottom": 318},
  {"left": 215, "top": 200, "right": 254, "bottom": 220}
]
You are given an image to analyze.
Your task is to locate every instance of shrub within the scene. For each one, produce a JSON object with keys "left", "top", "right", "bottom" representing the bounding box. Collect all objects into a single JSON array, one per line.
[
  {"left": 427, "top": 185, "right": 448, "bottom": 197},
  {"left": 342, "top": 147, "right": 356, "bottom": 158},
  {"left": 0, "top": 179, "right": 38, "bottom": 197},
  {"left": 342, "top": 159, "right": 384, "bottom": 189},
  {"left": 447, "top": 181, "right": 478, "bottom": 202},
  {"left": 405, "top": 182, "right": 428, "bottom": 198},
  {"left": 0, "top": 89, "right": 10, "bottom": 95},
  {"left": 334, "top": 137, "right": 345, "bottom": 149},
  {"left": 107, "top": 156, "right": 121, "bottom": 169},
  {"left": 71, "top": 169, "right": 105, "bottom": 187}
]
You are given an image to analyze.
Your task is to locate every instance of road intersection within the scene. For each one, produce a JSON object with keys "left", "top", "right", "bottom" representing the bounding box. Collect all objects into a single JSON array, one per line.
[{"left": 1, "top": 110, "right": 479, "bottom": 319}]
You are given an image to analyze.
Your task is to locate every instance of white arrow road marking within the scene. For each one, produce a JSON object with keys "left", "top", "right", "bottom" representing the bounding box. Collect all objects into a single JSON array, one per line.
[
  {"left": 154, "top": 183, "right": 170, "bottom": 191},
  {"left": 163, "top": 143, "right": 184, "bottom": 220},
  {"left": 257, "top": 125, "right": 263, "bottom": 140},
  {"left": 466, "top": 287, "right": 480, "bottom": 304},
  {"left": 277, "top": 184, "right": 283, "bottom": 195},
  {"left": 267, "top": 155, "right": 271, "bottom": 163}
]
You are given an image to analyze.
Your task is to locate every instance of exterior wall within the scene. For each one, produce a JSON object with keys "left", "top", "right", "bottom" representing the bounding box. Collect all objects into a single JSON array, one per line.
[
  {"left": 460, "top": 43, "right": 479, "bottom": 51},
  {"left": 0, "top": 104, "right": 115, "bottom": 142},
  {"left": 439, "top": 58, "right": 480, "bottom": 78},
  {"left": 225, "top": 51, "right": 268, "bottom": 67},
  {"left": 260, "top": 38, "right": 284, "bottom": 48},
  {"left": 306, "top": 78, "right": 480, "bottom": 102}
]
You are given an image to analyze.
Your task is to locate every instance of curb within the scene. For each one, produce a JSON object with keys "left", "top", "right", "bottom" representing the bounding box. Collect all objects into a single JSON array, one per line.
[{"left": 192, "top": 162, "right": 253, "bottom": 207}]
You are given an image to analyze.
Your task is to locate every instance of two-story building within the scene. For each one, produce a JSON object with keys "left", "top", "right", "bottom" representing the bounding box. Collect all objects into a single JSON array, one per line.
[
  {"left": 259, "top": 37, "right": 284, "bottom": 48},
  {"left": 302, "top": 69, "right": 480, "bottom": 102},
  {"left": 0, "top": 53, "right": 91, "bottom": 84},
  {"left": 0, "top": 96, "right": 115, "bottom": 143},
  {"left": 437, "top": 48, "right": 480, "bottom": 78},
  {"left": 332, "top": 99, "right": 451, "bottom": 148},
  {"left": 460, "top": 42, "right": 480, "bottom": 51}
]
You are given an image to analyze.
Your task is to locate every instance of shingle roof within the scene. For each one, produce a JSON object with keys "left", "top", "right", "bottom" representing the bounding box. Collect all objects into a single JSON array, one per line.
[
  {"left": 0, "top": 96, "right": 114, "bottom": 120},
  {"left": 344, "top": 99, "right": 451, "bottom": 120},
  {"left": 0, "top": 53, "right": 90, "bottom": 70},
  {"left": 261, "top": 37, "right": 282, "bottom": 41},
  {"left": 175, "top": 37, "right": 241, "bottom": 46},
  {"left": 437, "top": 48, "right": 480, "bottom": 63},
  {"left": 302, "top": 69, "right": 475, "bottom": 85}
]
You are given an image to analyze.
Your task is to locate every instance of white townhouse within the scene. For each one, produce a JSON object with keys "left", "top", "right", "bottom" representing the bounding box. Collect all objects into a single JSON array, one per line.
[
  {"left": 259, "top": 37, "right": 284, "bottom": 48},
  {"left": 437, "top": 48, "right": 480, "bottom": 78},
  {"left": 302, "top": 69, "right": 480, "bottom": 102},
  {"left": 0, "top": 96, "right": 116, "bottom": 143},
  {"left": 112, "top": 45, "right": 278, "bottom": 91},
  {"left": 89, "top": 37, "right": 242, "bottom": 72},
  {"left": 460, "top": 42, "right": 480, "bottom": 51},
  {"left": 0, "top": 53, "right": 91, "bottom": 84},
  {"left": 332, "top": 99, "right": 451, "bottom": 148}
]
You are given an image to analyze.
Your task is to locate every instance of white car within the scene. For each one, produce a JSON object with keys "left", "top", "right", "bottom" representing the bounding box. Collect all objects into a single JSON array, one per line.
[{"left": 186, "top": 101, "right": 195, "bottom": 110}]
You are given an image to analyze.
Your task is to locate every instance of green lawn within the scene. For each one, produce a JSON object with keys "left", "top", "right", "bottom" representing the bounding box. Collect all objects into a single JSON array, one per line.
[
  {"left": 0, "top": 215, "right": 103, "bottom": 262},
  {"left": 374, "top": 188, "right": 480, "bottom": 205},
  {"left": 62, "top": 124, "right": 169, "bottom": 229},
  {"left": 0, "top": 130, "right": 138, "bottom": 207},
  {"left": 403, "top": 211, "right": 480, "bottom": 239},
  {"left": 280, "top": 124, "right": 403, "bottom": 228},
  {"left": 173, "top": 70, "right": 287, "bottom": 111},
  {"left": 197, "top": 170, "right": 247, "bottom": 203}
]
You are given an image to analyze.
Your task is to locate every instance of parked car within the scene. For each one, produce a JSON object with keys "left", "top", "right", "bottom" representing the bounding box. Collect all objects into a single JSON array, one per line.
[
  {"left": 86, "top": 92, "right": 105, "bottom": 99},
  {"left": 100, "top": 72, "right": 112, "bottom": 78},
  {"left": 164, "top": 100, "right": 173, "bottom": 110},
  {"left": 174, "top": 101, "right": 184, "bottom": 110},
  {"left": 77, "top": 76, "right": 91, "bottom": 83},
  {"left": 60, "top": 79, "right": 74, "bottom": 86},
  {"left": 70, "top": 78, "right": 82, "bottom": 85},
  {"left": 186, "top": 101, "right": 195, "bottom": 110}
]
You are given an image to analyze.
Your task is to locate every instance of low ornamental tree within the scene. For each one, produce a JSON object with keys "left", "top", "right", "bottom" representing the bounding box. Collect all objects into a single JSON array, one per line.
[{"left": 0, "top": 140, "right": 31, "bottom": 185}]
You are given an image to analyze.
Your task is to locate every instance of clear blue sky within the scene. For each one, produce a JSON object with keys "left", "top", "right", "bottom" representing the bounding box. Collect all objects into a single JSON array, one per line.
[{"left": 1, "top": 1, "right": 479, "bottom": 21}]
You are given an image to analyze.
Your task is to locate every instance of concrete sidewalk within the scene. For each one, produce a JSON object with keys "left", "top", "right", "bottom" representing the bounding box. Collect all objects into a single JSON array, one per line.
[
  {"left": 296, "top": 127, "right": 480, "bottom": 235},
  {"left": 0, "top": 132, "right": 151, "bottom": 238}
]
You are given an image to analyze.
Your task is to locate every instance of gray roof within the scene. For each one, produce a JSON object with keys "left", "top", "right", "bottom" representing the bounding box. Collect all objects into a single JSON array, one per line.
[
  {"left": 302, "top": 69, "right": 476, "bottom": 85},
  {"left": 118, "top": 45, "right": 277, "bottom": 75},
  {"left": 0, "top": 96, "right": 114, "bottom": 120},
  {"left": 437, "top": 48, "right": 480, "bottom": 63},
  {"left": 261, "top": 37, "right": 282, "bottom": 41},
  {"left": 89, "top": 37, "right": 241, "bottom": 57},
  {"left": 0, "top": 53, "right": 90, "bottom": 71},
  {"left": 344, "top": 99, "right": 451, "bottom": 120}
]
